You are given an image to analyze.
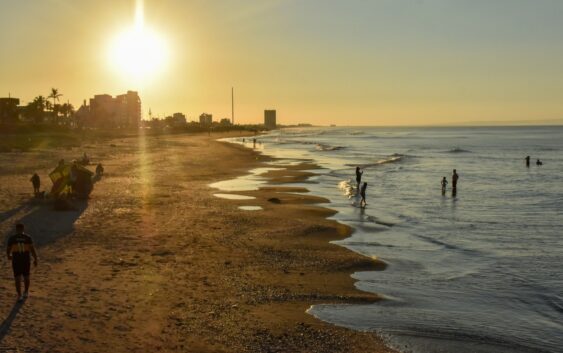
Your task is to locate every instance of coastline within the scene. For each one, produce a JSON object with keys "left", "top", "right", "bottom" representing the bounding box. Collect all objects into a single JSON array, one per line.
[{"left": 0, "top": 132, "right": 395, "bottom": 352}]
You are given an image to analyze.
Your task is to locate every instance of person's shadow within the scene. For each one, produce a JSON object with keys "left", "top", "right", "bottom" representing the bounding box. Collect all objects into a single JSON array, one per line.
[
  {"left": 17, "top": 199, "right": 88, "bottom": 247},
  {"left": 0, "top": 300, "right": 25, "bottom": 344}
]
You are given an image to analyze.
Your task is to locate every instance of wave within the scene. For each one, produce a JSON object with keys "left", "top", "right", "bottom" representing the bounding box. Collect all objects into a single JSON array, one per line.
[
  {"left": 447, "top": 147, "right": 472, "bottom": 153},
  {"left": 338, "top": 179, "right": 356, "bottom": 198},
  {"left": 315, "top": 143, "right": 346, "bottom": 152},
  {"left": 346, "top": 154, "right": 406, "bottom": 168}
]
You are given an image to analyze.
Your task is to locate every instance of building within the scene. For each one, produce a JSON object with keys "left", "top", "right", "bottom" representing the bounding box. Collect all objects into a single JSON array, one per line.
[
  {"left": 80, "top": 91, "right": 141, "bottom": 128},
  {"left": 199, "top": 113, "right": 212, "bottom": 126},
  {"left": 0, "top": 97, "right": 20, "bottom": 123},
  {"left": 264, "top": 110, "right": 276, "bottom": 130},
  {"left": 115, "top": 91, "right": 142, "bottom": 127},
  {"left": 172, "top": 113, "right": 186, "bottom": 124},
  {"left": 219, "top": 118, "right": 232, "bottom": 126},
  {"left": 166, "top": 112, "right": 187, "bottom": 127}
]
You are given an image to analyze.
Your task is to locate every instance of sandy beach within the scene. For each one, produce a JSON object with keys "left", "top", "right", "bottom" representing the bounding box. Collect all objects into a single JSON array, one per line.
[{"left": 0, "top": 132, "right": 394, "bottom": 353}]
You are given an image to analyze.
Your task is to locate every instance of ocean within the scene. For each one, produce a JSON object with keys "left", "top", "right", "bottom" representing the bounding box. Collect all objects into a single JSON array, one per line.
[{"left": 221, "top": 126, "right": 563, "bottom": 353}]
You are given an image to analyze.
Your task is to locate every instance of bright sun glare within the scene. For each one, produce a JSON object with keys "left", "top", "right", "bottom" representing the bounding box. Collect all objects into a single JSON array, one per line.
[{"left": 108, "top": 0, "right": 169, "bottom": 83}]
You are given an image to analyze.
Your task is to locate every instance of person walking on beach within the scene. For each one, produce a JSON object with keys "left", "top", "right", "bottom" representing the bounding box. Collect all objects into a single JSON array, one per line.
[
  {"left": 96, "top": 163, "right": 104, "bottom": 176},
  {"left": 525, "top": 156, "right": 530, "bottom": 167},
  {"left": 452, "top": 169, "right": 459, "bottom": 189},
  {"left": 6, "top": 223, "right": 38, "bottom": 302},
  {"left": 441, "top": 176, "right": 448, "bottom": 193},
  {"left": 359, "top": 182, "right": 367, "bottom": 208},
  {"left": 355, "top": 166, "right": 363, "bottom": 193},
  {"left": 30, "top": 173, "right": 40, "bottom": 196}
]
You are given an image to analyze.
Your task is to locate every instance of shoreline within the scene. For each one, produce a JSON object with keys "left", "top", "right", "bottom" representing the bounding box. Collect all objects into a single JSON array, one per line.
[{"left": 0, "top": 132, "right": 395, "bottom": 352}]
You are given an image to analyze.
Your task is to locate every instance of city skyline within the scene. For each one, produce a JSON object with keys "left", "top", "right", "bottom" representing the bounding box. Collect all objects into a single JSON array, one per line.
[{"left": 2, "top": 0, "right": 563, "bottom": 126}]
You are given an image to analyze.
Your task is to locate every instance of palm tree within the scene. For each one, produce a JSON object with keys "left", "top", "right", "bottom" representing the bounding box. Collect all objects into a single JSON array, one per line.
[
  {"left": 47, "top": 88, "right": 63, "bottom": 124},
  {"left": 48, "top": 88, "right": 63, "bottom": 108},
  {"left": 26, "top": 96, "right": 47, "bottom": 123}
]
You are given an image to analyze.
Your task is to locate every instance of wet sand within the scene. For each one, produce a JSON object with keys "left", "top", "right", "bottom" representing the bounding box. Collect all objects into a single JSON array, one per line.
[{"left": 0, "top": 132, "right": 395, "bottom": 353}]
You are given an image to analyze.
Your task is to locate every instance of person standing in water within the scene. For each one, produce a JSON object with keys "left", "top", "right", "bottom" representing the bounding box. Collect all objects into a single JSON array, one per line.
[
  {"left": 30, "top": 173, "right": 40, "bottom": 196},
  {"left": 525, "top": 156, "right": 530, "bottom": 167},
  {"left": 6, "top": 223, "right": 38, "bottom": 302},
  {"left": 452, "top": 169, "right": 459, "bottom": 189},
  {"left": 360, "top": 182, "right": 368, "bottom": 208},
  {"left": 355, "top": 167, "right": 363, "bottom": 193},
  {"left": 441, "top": 176, "right": 448, "bottom": 194}
]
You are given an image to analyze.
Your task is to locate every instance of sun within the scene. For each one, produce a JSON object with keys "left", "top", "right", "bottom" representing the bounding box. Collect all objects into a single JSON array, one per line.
[{"left": 107, "top": 0, "right": 169, "bottom": 83}]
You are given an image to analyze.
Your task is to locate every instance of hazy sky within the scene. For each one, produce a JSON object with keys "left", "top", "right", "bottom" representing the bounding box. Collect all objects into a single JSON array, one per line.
[{"left": 1, "top": 0, "right": 563, "bottom": 125}]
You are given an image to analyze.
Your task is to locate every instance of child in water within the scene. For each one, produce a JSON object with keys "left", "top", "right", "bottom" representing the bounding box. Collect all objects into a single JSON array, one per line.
[
  {"left": 441, "top": 177, "right": 448, "bottom": 192},
  {"left": 360, "top": 182, "right": 367, "bottom": 208}
]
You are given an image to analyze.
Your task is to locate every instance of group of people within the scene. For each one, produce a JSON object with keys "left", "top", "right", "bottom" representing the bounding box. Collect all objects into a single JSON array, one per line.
[
  {"left": 525, "top": 156, "right": 543, "bottom": 167},
  {"left": 441, "top": 169, "right": 460, "bottom": 195},
  {"left": 30, "top": 159, "right": 104, "bottom": 197},
  {"left": 355, "top": 166, "right": 460, "bottom": 208},
  {"left": 355, "top": 167, "right": 368, "bottom": 208}
]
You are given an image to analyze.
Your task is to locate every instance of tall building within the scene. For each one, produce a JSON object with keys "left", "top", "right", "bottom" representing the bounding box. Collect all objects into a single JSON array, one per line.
[
  {"left": 81, "top": 91, "right": 141, "bottom": 128},
  {"left": 264, "top": 110, "right": 277, "bottom": 130},
  {"left": 199, "top": 113, "right": 212, "bottom": 126},
  {"left": 115, "top": 91, "right": 142, "bottom": 127},
  {"left": 0, "top": 97, "right": 20, "bottom": 123}
]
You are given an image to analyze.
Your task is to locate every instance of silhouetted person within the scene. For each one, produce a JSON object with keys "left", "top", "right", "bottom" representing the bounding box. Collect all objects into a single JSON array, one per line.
[
  {"left": 360, "top": 182, "right": 367, "bottom": 208},
  {"left": 525, "top": 156, "right": 530, "bottom": 167},
  {"left": 536, "top": 159, "right": 543, "bottom": 166},
  {"left": 30, "top": 173, "right": 40, "bottom": 195},
  {"left": 253, "top": 138, "right": 257, "bottom": 148},
  {"left": 452, "top": 169, "right": 459, "bottom": 189},
  {"left": 355, "top": 167, "right": 363, "bottom": 192},
  {"left": 441, "top": 176, "right": 448, "bottom": 194},
  {"left": 6, "top": 223, "right": 38, "bottom": 302},
  {"left": 96, "top": 163, "right": 104, "bottom": 176}
]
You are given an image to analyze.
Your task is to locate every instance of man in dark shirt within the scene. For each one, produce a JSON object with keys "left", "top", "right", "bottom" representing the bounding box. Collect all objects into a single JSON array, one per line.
[
  {"left": 452, "top": 169, "right": 459, "bottom": 189},
  {"left": 6, "top": 223, "right": 38, "bottom": 302},
  {"left": 30, "top": 173, "right": 40, "bottom": 195}
]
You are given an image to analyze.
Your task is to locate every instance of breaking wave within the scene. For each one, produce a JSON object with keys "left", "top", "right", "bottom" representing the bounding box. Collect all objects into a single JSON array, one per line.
[{"left": 447, "top": 147, "right": 472, "bottom": 153}]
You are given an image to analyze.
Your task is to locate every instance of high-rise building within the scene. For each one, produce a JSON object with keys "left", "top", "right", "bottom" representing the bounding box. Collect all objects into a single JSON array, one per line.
[
  {"left": 199, "top": 113, "right": 213, "bottom": 126},
  {"left": 0, "top": 97, "right": 20, "bottom": 123},
  {"left": 82, "top": 91, "right": 141, "bottom": 128},
  {"left": 264, "top": 110, "right": 276, "bottom": 130}
]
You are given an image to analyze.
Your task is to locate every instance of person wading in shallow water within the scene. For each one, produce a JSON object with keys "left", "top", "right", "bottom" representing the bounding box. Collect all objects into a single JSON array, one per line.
[
  {"left": 6, "top": 223, "right": 38, "bottom": 302},
  {"left": 355, "top": 166, "right": 363, "bottom": 194},
  {"left": 452, "top": 169, "right": 459, "bottom": 189},
  {"left": 525, "top": 156, "right": 530, "bottom": 167},
  {"left": 441, "top": 176, "right": 448, "bottom": 194},
  {"left": 360, "top": 182, "right": 368, "bottom": 208}
]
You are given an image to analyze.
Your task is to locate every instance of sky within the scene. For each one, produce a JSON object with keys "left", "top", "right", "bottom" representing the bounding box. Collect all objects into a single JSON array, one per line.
[{"left": 1, "top": 0, "right": 563, "bottom": 126}]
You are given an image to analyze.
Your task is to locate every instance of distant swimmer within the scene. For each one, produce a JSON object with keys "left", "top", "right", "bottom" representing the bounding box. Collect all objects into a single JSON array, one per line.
[
  {"left": 452, "top": 169, "right": 459, "bottom": 189},
  {"left": 536, "top": 159, "right": 543, "bottom": 166},
  {"left": 6, "top": 223, "right": 38, "bottom": 302},
  {"left": 355, "top": 166, "right": 363, "bottom": 192},
  {"left": 30, "top": 173, "right": 40, "bottom": 196},
  {"left": 441, "top": 176, "right": 448, "bottom": 193},
  {"left": 360, "top": 182, "right": 367, "bottom": 208},
  {"left": 525, "top": 156, "right": 530, "bottom": 167}
]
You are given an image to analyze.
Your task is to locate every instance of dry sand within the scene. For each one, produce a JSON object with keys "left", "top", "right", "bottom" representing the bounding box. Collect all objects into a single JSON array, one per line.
[{"left": 0, "top": 132, "right": 395, "bottom": 353}]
